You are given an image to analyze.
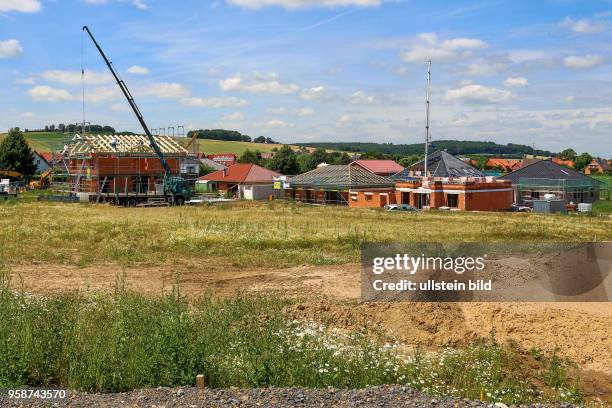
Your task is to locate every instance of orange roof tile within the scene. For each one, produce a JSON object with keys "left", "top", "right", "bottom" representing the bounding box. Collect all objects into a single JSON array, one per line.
[{"left": 198, "top": 163, "right": 281, "bottom": 183}]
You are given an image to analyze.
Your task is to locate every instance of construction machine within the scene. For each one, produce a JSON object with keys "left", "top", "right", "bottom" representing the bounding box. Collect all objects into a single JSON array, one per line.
[
  {"left": 29, "top": 168, "right": 53, "bottom": 189},
  {"left": 0, "top": 169, "right": 23, "bottom": 179},
  {"left": 82, "top": 26, "right": 191, "bottom": 205}
]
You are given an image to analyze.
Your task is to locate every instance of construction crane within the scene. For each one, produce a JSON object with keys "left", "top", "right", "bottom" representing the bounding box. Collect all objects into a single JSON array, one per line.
[{"left": 82, "top": 26, "right": 191, "bottom": 205}]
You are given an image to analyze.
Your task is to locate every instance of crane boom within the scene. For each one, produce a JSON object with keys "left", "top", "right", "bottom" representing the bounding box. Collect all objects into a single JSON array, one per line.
[{"left": 82, "top": 25, "right": 172, "bottom": 177}]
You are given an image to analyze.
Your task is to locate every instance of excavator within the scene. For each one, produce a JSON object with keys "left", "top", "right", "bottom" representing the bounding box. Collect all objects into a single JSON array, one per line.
[
  {"left": 82, "top": 26, "right": 191, "bottom": 205},
  {"left": 29, "top": 168, "right": 53, "bottom": 189}
]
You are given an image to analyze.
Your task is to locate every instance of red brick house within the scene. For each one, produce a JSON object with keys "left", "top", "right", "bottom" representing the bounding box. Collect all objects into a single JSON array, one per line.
[{"left": 62, "top": 134, "right": 187, "bottom": 197}]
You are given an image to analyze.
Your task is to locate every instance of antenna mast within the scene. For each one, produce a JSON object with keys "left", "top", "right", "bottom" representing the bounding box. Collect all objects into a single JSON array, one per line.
[{"left": 424, "top": 59, "right": 431, "bottom": 176}]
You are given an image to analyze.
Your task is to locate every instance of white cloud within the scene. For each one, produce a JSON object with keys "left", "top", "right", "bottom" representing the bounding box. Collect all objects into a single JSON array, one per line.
[
  {"left": 139, "top": 82, "right": 189, "bottom": 99},
  {"left": 28, "top": 86, "right": 75, "bottom": 102},
  {"left": 300, "top": 86, "right": 328, "bottom": 100},
  {"left": 110, "top": 103, "right": 130, "bottom": 112},
  {"left": 226, "top": 0, "right": 380, "bottom": 9},
  {"left": 127, "top": 65, "right": 149, "bottom": 75},
  {"left": 350, "top": 90, "right": 377, "bottom": 105},
  {"left": 507, "top": 49, "right": 545, "bottom": 64},
  {"left": 336, "top": 113, "right": 352, "bottom": 126},
  {"left": 296, "top": 107, "right": 314, "bottom": 116},
  {"left": 503, "top": 77, "right": 528, "bottom": 87},
  {"left": 564, "top": 95, "right": 575, "bottom": 103},
  {"left": 180, "top": 96, "right": 249, "bottom": 108},
  {"left": 0, "top": 39, "right": 23, "bottom": 59},
  {"left": 263, "top": 119, "right": 294, "bottom": 128},
  {"left": 84, "top": 0, "right": 148, "bottom": 9},
  {"left": 445, "top": 84, "right": 513, "bottom": 104},
  {"left": 266, "top": 107, "right": 287, "bottom": 114},
  {"left": 221, "top": 112, "right": 244, "bottom": 121},
  {"left": 219, "top": 73, "right": 299, "bottom": 95},
  {"left": 20, "top": 112, "right": 35, "bottom": 118},
  {"left": 564, "top": 54, "right": 605, "bottom": 69},
  {"left": 0, "top": 0, "right": 41, "bottom": 12},
  {"left": 402, "top": 33, "right": 487, "bottom": 63},
  {"left": 131, "top": 0, "right": 148, "bottom": 9},
  {"left": 464, "top": 60, "right": 507, "bottom": 76},
  {"left": 559, "top": 17, "right": 608, "bottom": 33},
  {"left": 41, "top": 70, "right": 112, "bottom": 85},
  {"left": 87, "top": 86, "right": 122, "bottom": 103}
]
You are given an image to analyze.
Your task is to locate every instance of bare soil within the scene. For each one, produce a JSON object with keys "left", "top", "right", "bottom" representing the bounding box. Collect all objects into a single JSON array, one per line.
[{"left": 8, "top": 261, "right": 612, "bottom": 403}]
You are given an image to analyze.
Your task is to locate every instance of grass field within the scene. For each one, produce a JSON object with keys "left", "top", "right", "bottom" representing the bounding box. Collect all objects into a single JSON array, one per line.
[
  {"left": 0, "top": 274, "right": 582, "bottom": 404},
  {"left": 0, "top": 199, "right": 609, "bottom": 404},
  {"left": 0, "top": 132, "right": 298, "bottom": 155},
  {"left": 0, "top": 132, "right": 70, "bottom": 152},
  {"left": 1, "top": 200, "right": 610, "bottom": 268}
]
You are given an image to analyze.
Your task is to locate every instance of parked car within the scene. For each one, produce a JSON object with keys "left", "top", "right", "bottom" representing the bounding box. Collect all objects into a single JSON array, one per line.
[{"left": 385, "top": 204, "right": 417, "bottom": 212}]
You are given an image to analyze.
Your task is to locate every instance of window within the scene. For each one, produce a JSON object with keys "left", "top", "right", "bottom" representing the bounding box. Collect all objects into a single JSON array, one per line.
[
  {"left": 446, "top": 194, "right": 459, "bottom": 208},
  {"left": 365, "top": 194, "right": 373, "bottom": 202}
]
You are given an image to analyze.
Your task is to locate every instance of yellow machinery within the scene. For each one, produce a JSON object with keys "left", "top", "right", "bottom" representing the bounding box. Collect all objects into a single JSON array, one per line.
[
  {"left": 29, "top": 168, "right": 53, "bottom": 189},
  {"left": 0, "top": 169, "right": 22, "bottom": 179}
]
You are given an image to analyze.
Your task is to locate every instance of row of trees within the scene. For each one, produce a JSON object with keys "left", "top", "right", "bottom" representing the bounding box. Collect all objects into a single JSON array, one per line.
[
  {"left": 25, "top": 124, "right": 117, "bottom": 134},
  {"left": 234, "top": 146, "right": 423, "bottom": 175},
  {"left": 187, "top": 129, "right": 277, "bottom": 144},
  {"left": 557, "top": 148, "right": 594, "bottom": 172},
  {"left": 303, "top": 140, "right": 554, "bottom": 157}
]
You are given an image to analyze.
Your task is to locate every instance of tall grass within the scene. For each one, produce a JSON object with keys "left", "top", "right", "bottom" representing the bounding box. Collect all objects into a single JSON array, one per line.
[
  {"left": 0, "top": 272, "right": 582, "bottom": 404},
  {"left": 0, "top": 201, "right": 610, "bottom": 268}
]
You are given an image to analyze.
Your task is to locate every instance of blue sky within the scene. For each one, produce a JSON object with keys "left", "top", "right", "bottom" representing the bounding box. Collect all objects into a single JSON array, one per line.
[{"left": 1, "top": 0, "right": 611, "bottom": 156}]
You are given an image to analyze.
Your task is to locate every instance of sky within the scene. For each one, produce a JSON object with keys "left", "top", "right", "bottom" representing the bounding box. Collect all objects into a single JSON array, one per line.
[{"left": 1, "top": 0, "right": 612, "bottom": 156}]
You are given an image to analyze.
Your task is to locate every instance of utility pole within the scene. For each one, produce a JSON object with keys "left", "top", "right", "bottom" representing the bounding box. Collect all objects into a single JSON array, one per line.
[{"left": 424, "top": 59, "right": 432, "bottom": 176}]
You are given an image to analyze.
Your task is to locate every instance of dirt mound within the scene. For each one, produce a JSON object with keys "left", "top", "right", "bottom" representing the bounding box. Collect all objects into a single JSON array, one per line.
[{"left": 288, "top": 299, "right": 612, "bottom": 376}]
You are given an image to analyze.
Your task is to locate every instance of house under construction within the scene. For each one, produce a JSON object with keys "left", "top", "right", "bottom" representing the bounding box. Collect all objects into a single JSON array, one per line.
[
  {"left": 500, "top": 159, "right": 605, "bottom": 205},
  {"left": 52, "top": 134, "right": 198, "bottom": 204}
]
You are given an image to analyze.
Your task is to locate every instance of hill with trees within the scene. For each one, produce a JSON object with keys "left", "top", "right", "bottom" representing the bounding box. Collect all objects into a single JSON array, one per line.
[
  {"left": 187, "top": 129, "right": 277, "bottom": 144},
  {"left": 301, "top": 140, "right": 554, "bottom": 157}
]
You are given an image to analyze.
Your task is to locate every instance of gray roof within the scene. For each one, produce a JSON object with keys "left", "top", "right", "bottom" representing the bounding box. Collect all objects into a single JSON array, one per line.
[
  {"left": 500, "top": 159, "right": 601, "bottom": 184},
  {"left": 288, "top": 165, "right": 395, "bottom": 189},
  {"left": 199, "top": 157, "right": 227, "bottom": 171},
  {"left": 411, "top": 151, "right": 485, "bottom": 177}
]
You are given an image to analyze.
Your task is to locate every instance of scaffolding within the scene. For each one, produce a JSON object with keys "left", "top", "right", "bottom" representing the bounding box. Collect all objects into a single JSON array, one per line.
[
  {"left": 518, "top": 177, "right": 606, "bottom": 204},
  {"left": 50, "top": 134, "right": 200, "bottom": 202}
]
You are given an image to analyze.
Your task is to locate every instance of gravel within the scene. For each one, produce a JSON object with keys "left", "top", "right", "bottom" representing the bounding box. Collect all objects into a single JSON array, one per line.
[{"left": 0, "top": 386, "right": 580, "bottom": 408}]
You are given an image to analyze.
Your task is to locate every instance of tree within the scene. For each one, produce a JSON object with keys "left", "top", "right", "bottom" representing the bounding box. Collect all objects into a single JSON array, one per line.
[
  {"left": 574, "top": 152, "right": 593, "bottom": 171},
  {"left": 0, "top": 128, "right": 37, "bottom": 177},
  {"left": 238, "top": 149, "right": 260, "bottom": 164},
  {"left": 199, "top": 163, "right": 217, "bottom": 176},
  {"left": 268, "top": 145, "right": 299, "bottom": 175},
  {"left": 558, "top": 148, "right": 577, "bottom": 161},
  {"left": 398, "top": 155, "right": 421, "bottom": 169},
  {"left": 253, "top": 136, "right": 266, "bottom": 144}
]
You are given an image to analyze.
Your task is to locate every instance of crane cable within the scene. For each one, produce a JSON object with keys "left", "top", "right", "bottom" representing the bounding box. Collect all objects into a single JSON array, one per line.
[{"left": 81, "top": 29, "right": 86, "bottom": 135}]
